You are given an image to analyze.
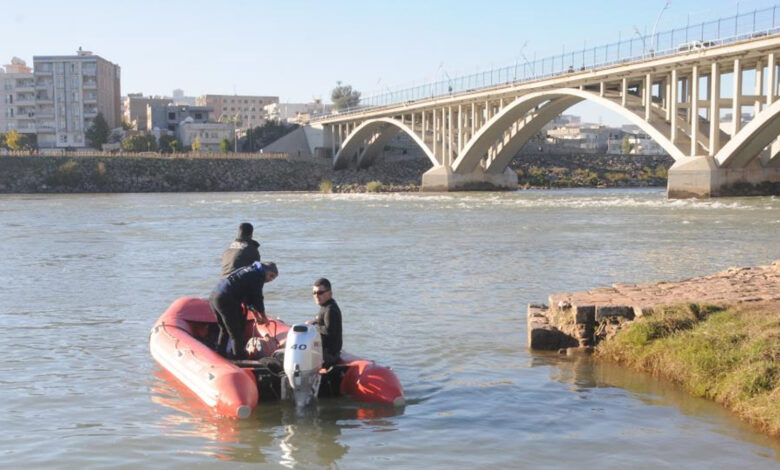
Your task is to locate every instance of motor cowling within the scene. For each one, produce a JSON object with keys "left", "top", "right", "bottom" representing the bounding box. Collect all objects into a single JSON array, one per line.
[{"left": 282, "top": 324, "right": 323, "bottom": 406}]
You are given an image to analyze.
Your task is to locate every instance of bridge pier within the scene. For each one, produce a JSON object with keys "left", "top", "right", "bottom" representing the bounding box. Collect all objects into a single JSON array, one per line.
[
  {"left": 667, "top": 156, "right": 780, "bottom": 198},
  {"left": 421, "top": 166, "right": 518, "bottom": 192}
]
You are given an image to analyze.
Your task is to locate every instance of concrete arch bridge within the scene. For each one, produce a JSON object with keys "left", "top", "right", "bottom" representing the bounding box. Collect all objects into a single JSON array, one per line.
[{"left": 315, "top": 35, "right": 780, "bottom": 197}]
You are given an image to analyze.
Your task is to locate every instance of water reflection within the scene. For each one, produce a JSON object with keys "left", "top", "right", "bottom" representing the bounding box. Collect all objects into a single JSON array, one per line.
[
  {"left": 530, "top": 351, "right": 780, "bottom": 458},
  {"left": 150, "top": 368, "right": 403, "bottom": 467}
]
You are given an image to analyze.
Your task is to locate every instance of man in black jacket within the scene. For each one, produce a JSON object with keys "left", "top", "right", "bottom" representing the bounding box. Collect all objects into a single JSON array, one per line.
[
  {"left": 210, "top": 261, "right": 278, "bottom": 358},
  {"left": 311, "top": 278, "right": 342, "bottom": 367},
  {"left": 221, "top": 222, "right": 261, "bottom": 277}
]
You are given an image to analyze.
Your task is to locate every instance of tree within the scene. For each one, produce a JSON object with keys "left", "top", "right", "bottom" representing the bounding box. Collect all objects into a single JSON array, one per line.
[
  {"left": 158, "top": 135, "right": 177, "bottom": 153},
  {"left": 192, "top": 136, "right": 202, "bottom": 152},
  {"left": 5, "top": 130, "right": 22, "bottom": 150},
  {"left": 220, "top": 138, "right": 232, "bottom": 153},
  {"left": 331, "top": 81, "right": 361, "bottom": 111},
  {"left": 85, "top": 113, "right": 110, "bottom": 148},
  {"left": 121, "top": 134, "right": 157, "bottom": 152},
  {"left": 621, "top": 136, "right": 632, "bottom": 155}
]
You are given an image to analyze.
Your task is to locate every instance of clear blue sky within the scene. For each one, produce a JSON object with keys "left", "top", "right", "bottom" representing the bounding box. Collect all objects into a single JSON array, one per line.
[{"left": 1, "top": 0, "right": 777, "bottom": 125}]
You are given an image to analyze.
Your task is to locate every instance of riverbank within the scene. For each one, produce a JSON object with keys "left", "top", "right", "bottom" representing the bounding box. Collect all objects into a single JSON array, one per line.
[
  {"left": 0, "top": 154, "right": 429, "bottom": 193},
  {"left": 0, "top": 152, "right": 671, "bottom": 193},
  {"left": 527, "top": 261, "right": 780, "bottom": 436}
]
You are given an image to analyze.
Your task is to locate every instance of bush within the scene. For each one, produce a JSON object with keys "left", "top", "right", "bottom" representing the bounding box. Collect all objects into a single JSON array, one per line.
[
  {"left": 50, "top": 159, "right": 80, "bottom": 187},
  {"left": 365, "top": 181, "right": 383, "bottom": 192},
  {"left": 319, "top": 179, "right": 333, "bottom": 193}
]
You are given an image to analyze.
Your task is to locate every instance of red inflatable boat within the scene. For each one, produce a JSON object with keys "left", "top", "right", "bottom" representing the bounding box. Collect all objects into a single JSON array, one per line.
[{"left": 149, "top": 297, "right": 404, "bottom": 419}]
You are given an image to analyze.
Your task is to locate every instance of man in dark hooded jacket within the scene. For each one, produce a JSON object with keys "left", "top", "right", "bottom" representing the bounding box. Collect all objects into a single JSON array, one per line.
[
  {"left": 221, "top": 222, "right": 261, "bottom": 277},
  {"left": 210, "top": 261, "right": 278, "bottom": 359}
]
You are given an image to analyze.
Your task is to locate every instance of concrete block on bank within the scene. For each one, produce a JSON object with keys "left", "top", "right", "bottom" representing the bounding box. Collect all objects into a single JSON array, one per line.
[
  {"left": 572, "top": 304, "right": 595, "bottom": 324},
  {"left": 527, "top": 304, "right": 578, "bottom": 350},
  {"left": 633, "top": 305, "right": 653, "bottom": 317},
  {"left": 595, "top": 305, "right": 635, "bottom": 321}
]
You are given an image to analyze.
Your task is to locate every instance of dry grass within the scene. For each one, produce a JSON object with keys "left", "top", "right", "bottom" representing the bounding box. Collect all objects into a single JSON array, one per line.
[
  {"left": 318, "top": 179, "right": 333, "bottom": 193},
  {"left": 597, "top": 302, "right": 780, "bottom": 436}
]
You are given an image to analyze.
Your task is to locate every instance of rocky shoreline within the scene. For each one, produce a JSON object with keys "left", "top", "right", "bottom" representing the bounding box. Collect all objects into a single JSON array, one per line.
[
  {"left": 0, "top": 152, "right": 672, "bottom": 194},
  {"left": 527, "top": 260, "right": 780, "bottom": 353},
  {"left": 527, "top": 261, "right": 780, "bottom": 436}
]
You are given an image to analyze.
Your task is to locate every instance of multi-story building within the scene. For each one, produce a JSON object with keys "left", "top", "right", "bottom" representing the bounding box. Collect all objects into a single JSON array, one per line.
[
  {"left": 196, "top": 94, "right": 278, "bottom": 128},
  {"left": 264, "top": 99, "right": 332, "bottom": 123},
  {"left": 147, "top": 104, "right": 212, "bottom": 133},
  {"left": 34, "top": 48, "right": 120, "bottom": 148},
  {"left": 0, "top": 57, "right": 36, "bottom": 135},
  {"left": 177, "top": 119, "right": 232, "bottom": 151},
  {"left": 122, "top": 93, "right": 172, "bottom": 131},
  {"left": 172, "top": 88, "right": 196, "bottom": 106}
]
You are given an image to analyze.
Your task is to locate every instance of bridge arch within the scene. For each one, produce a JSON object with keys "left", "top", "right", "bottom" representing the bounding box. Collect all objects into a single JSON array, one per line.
[
  {"left": 453, "top": 88, "right": 688, "bottom": 175},
  {"left": 334, "top": 118, "right": 437, "bottom": 170},
  {"left": 715, "top": 99, "right": 780, "bottom": 168}
]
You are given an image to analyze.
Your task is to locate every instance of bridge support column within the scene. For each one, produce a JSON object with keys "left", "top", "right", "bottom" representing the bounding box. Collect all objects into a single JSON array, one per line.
[
  {"left": 421, "top": 166, "right": 518, "bottom": 192},
  {"left": 667, "top": 156, "right": 780, "bottom": 198}
]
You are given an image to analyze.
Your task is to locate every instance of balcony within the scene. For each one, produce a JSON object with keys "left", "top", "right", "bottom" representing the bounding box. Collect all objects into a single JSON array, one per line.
[
  {"left": 82, "top": 79, "right": 97, "bottom": 89},
  {"left": 16, "top": 106, "right": 35, "bottom": 115},
  {"left": 14, "top": 81, "right": 35, "bottom": 92}
]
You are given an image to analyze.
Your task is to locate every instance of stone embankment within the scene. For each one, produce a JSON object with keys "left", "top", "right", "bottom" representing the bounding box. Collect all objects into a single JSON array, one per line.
[
  {"left": 0, "top": 154, "right": 431, "bottom": 193},
  {"left": 528, "top": 261, "right": 780, "bottom": 353},
  {"left": 511, "top": 153, "right": 673, "bottom": 188},
  {"left": 0, "top": 152, "right": 673, "bottom": 193}
]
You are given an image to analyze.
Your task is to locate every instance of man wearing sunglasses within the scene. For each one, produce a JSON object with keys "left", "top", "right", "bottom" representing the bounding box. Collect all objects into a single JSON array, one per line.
[{"left": 311, "top": 278, "right": 342, "bottom": 368}]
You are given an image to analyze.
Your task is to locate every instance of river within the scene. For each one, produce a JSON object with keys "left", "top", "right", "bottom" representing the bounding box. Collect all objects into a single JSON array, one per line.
[{"left": 1, "top": 188, "right": 778, "bottom": 469}]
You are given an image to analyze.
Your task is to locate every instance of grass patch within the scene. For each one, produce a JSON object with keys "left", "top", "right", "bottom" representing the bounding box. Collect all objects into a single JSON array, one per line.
[
  {"left": 319, "top": 179, "right": 333, "bottom": 193},
  {"left": 365, "top": 180, "right": 383, "bottom": 192},
  {"left": 49, "top": 159, "right": 80, "bottom": 187},
  {"left": 597, "top": 302, "right": 780, "bottom": 436}
]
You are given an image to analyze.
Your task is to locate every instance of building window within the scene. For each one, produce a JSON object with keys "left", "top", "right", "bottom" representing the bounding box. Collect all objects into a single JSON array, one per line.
[
  {"left": 194, "top": 113, "right": 202, "bottom": 120},
  {"left": 168, "top": 112, "right": 176, "bottom": 120}
]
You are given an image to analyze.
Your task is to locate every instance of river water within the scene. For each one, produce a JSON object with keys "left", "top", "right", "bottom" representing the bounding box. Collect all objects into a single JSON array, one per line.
[{"left": 1, "top": 188, "right": 779, "bottom": 469}]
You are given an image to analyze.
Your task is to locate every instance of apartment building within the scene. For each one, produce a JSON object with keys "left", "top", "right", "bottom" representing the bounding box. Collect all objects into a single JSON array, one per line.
[
  {"left": 172, "top": 88, "right": 196, "bottom": 106},
  {"left": 264, "top": 99, "right": 332, "bottom": 123},
  {"left": 0, "top": 57, "right": 36, "bottom": 134},
  {"left": 123, "top": 93, "right": 172, "bottom": 131},
  {"left": 178, "top": 120, "right": 232, "bottom": 151},
  {"left": 196, "top": 94, "right": 278, "bottom": 127},
  {"left": 34, "top": 48, "right": 121, "bottom": 148},
  {"left": 147, "top": 104, "right": 212, "bottom": 133}
]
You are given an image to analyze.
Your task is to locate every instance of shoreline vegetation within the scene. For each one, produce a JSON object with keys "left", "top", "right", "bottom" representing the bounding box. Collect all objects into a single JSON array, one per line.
[
  {"left": 597, "top": 302, "right": 780, "bottom": 437},
  {"left": 0, "top": 151, "right": 673, "bottom": 194},
  {"left": 530, "top": 261, "right": 780, "bottom": 438}
]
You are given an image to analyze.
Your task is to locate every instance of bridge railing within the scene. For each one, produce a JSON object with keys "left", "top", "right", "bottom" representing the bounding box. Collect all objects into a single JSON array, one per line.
[{"left": 323, "top": 6, "right": 779, "bottom": 119}]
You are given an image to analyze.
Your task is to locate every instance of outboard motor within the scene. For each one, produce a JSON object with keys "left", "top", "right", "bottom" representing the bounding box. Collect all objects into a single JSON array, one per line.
[{"left": 282, "top": 324, "right": 323, "bottom": 407}]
